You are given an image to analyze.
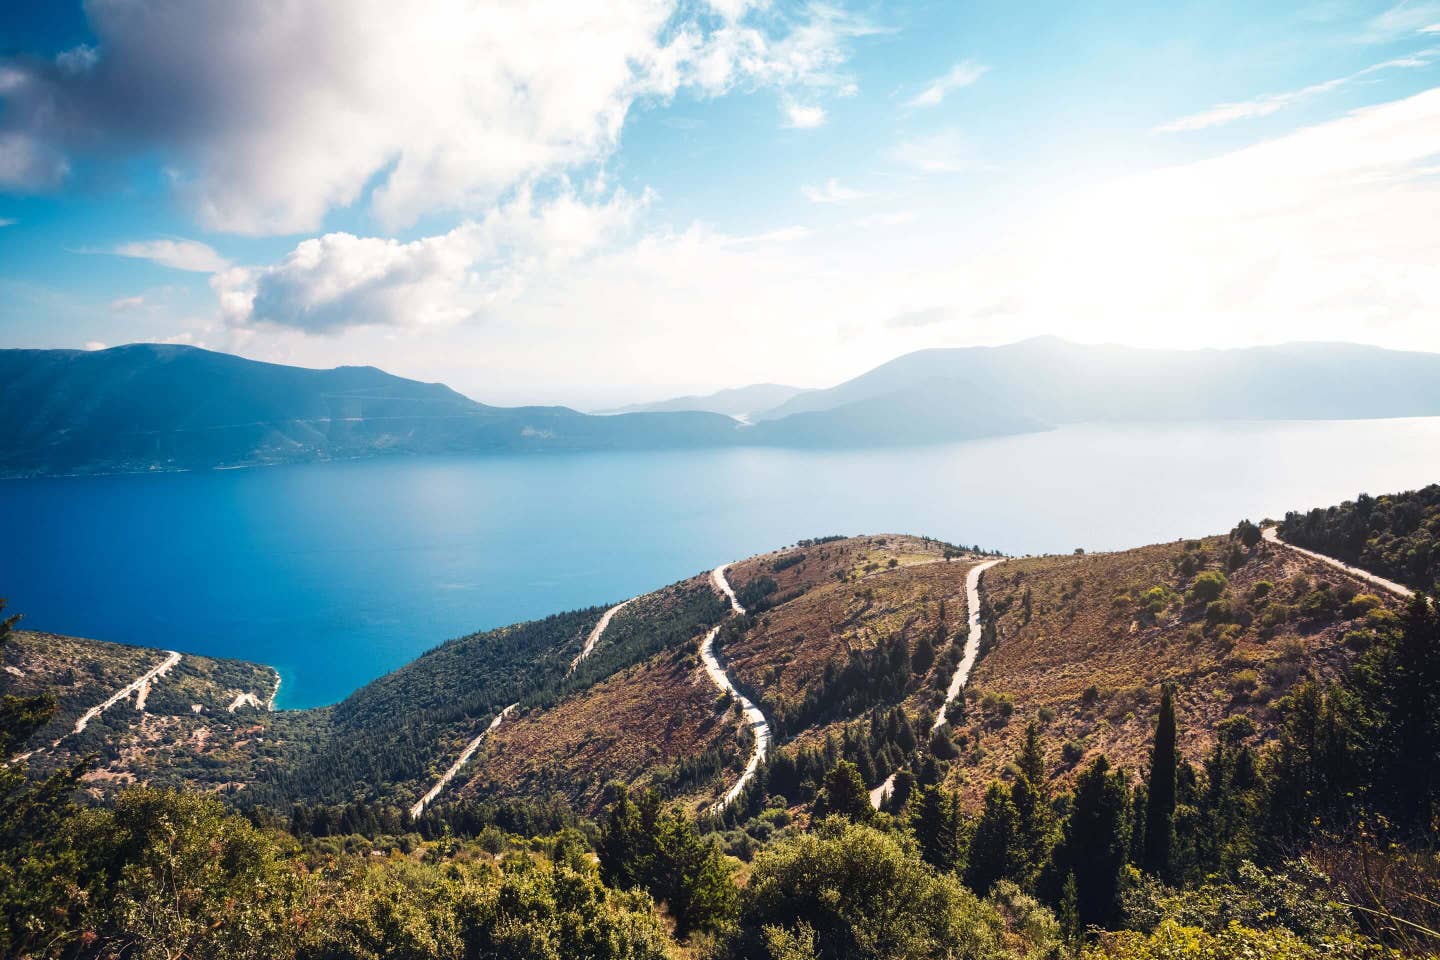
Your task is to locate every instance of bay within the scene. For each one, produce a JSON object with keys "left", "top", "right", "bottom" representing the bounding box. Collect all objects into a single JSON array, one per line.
[{"left": 5, "top": 417, "right": 1438, "bottom": 708}]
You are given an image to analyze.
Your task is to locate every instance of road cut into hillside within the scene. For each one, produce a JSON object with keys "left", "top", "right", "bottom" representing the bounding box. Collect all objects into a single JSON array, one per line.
[
  {"left": 1262, "top": 526, "right": 1414, "bottom": 599},
  {"left": 570, "top": 597, "right": 636, "bottom": 674},
  {"left": 932, "top": 558, "right": 1005, "bottom": 733},
  {"left": 410, "top": 703, "right": 517, "bottom": 820},
  {"left": 702, "top": 564, "right": 772, "bottom": 811}
]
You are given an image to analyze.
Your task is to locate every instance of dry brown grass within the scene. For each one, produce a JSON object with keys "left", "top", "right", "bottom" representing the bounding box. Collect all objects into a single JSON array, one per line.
[
  {"left": 457, "top": 648, "right": 739, "bottom": 813},
  {"left": 947, "top": 536, "right": 1405, "bottom": 806}
]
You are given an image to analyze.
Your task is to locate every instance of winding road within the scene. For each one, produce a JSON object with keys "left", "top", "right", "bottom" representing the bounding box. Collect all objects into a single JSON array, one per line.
[
  {"left": 871, "top": 559, "right": 1004, "bottom": 809},
  {"left": 69, "top": 650, "right": 181, "bottom": 742},
  {"left": 702, "top": 564, "right": 772, "bottom": 812},
  {"left": 409, "top": 703, "right": 517, "bottom": 820},
  {"left": 932, "top": 558, "right": 1005, "bottom": 732},
  {"left": 1262, "top": 526, "right": 1414, "bottom": 599},
  {"left": 570, "top": 597, "right": 636, "bottom": 674}
]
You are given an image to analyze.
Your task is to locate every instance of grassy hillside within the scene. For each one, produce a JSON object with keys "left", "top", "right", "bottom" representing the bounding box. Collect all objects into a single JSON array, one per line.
[
  {"left": 955, "top": 533, "right": 1405, "bottom": 803},
  {"left": 4, "top": 630, "right": 283, "bottom": 795}
]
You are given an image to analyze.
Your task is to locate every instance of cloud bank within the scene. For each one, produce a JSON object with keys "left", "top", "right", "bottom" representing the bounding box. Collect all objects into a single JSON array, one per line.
[{"left": 0, "top": 0, "right": 875, "bottom": 234}]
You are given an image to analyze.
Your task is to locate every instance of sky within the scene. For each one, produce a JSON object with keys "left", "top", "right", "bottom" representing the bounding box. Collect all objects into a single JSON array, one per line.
[{"left": 2, "top": 1, "right": 1440, "bottom": 408}]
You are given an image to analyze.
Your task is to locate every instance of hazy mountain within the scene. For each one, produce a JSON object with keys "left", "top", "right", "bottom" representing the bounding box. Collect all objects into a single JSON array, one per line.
[
  {"left": 8, "top": 337, "right": 1440, "bottom": 476},
  {"left": 0, "top": 344, "right": 743, "bottom": 476},
  {"left": 754, "top": 336, "right": 1440, "bottom": 423},
  {"left": 746, "top": 377, "right": 1049, "bottom": 447},
  {"left": 600, "top": 382, "right": 809, "bottom": 418}
]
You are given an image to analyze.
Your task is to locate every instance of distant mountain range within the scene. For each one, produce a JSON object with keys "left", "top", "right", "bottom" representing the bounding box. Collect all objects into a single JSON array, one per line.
[
  {"left": 5, "top": 336, "right": 1440, "bottom": 475},
  {"left": 599, "top": 382, "right": 808, "bottom": 418}
]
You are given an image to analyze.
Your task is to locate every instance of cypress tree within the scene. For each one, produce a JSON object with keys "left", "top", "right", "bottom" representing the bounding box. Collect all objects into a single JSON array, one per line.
[{"left": 1142, "top": 684, "right": 1177, "bottom": 877}]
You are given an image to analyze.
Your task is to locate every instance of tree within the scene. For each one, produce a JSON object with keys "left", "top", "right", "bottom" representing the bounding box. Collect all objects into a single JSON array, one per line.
[
  {"left": 966, "top": 782, "right": 1021, "bottom": 895},
  {"left": 741, "top": 818, "right": 1015, "bottom": 960},
  {"left": 599, "top": 786, "right": 736, "bottom": 937},
  {"left": 1233, "top": 519, "right": 1263, "bottom": 551},
  {"left": 0, "top": 599, "right": 91, "bottom": 959},
  {"left": 910, "top": 783, "right": 962, "bottom": 872},
  {"left": 1051, "top": 756, "right": 1132, "bottom": 928},
  {"left": 1142, "top": 686, "right": 1178, "bottom": 878},
  {"left": 813, "top": 760, "right": 872, "bottom": 823},
  {"left": 1010, "top": 722, "right": 1055, "bottom": 887}
]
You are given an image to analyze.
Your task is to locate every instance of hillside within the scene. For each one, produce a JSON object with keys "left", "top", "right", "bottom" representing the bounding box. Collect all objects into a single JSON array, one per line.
[
  {"left": 7, "top": 518, "right": 1409, "bottom": 815},
  {"left": 0, "top": 343, "right": 742, "bottom": 476},
  {"left": 5, "top": 495, "right": 1438, "bottom": 957},
  {"left": 753, "top": 337, "right": 1440, "bottom": 424},
  {"left": 952, "top": 533, "right": 1405, "bottom": 803},
  {"left": 3, "top": 630, "right": 283, "bottom": 795},
  {"left": 601, "top": 382, "right": 809, "bottom": 417}
]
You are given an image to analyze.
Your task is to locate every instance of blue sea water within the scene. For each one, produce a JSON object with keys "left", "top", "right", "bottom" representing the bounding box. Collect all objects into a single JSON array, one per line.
[{"left": 5, "top": 418, "right": 1439, "bottom": 709}]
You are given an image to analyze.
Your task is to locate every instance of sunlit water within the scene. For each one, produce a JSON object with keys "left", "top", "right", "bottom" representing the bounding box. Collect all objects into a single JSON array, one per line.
[{"left": 5, "top": 418, "right": 1438, "bottom": 708}]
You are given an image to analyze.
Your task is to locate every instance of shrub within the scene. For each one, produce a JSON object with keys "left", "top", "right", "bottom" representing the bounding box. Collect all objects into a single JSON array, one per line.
[
  {"left": 741, "top": 818, "right": 1023, "bottom": 960},
  {"left": 1187, "top": 571, "right": 1229, "bottom": 605}
]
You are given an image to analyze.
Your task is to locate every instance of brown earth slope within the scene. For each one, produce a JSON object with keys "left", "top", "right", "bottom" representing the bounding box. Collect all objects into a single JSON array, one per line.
[{"left": 949, "top": 534, "right": 1404, "bottom": 804}]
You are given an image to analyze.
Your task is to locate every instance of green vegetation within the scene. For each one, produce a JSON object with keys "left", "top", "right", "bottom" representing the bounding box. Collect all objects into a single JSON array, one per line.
[
  {"left": 4, "top": 508, "right": 1438, "bottom": 959},
  {"left": 1280, "top": 484, "right": 1440, "bottom": 592}
]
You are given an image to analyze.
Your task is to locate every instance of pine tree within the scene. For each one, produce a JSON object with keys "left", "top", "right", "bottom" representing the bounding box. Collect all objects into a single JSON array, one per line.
[
  {"left": 1011, "top": 721, "right": 1054, "bottom": 885},
  {"left": 966, "top": 782, "right": 1021, "bottom": 895},
  {"left": 1142, "top": 685, "right": 1177, "bottom": 878},
  {"left": 911, "top": 782, "right": 961, "bottom": 871},
  {"left": 815, "top": 760, "right": 872, "bottom": 823}
]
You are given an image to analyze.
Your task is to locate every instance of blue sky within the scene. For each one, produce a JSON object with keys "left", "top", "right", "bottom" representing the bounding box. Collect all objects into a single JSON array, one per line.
[{"left": 2, "top": 0, "right": 1439, "bottom": 406}]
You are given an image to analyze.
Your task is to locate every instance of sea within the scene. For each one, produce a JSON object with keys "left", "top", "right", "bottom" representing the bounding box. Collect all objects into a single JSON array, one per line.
[{"left": 6, "top": 417, "right": 1438, "bottom": 708}]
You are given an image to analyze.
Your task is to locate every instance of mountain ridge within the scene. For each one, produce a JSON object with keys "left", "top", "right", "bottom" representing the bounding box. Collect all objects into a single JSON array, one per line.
[{"left": 7, "top": 336, "right": 1440, "bottom": 476}]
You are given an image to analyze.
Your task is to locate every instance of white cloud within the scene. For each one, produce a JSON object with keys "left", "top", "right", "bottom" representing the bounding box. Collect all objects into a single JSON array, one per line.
[
  {"left": 783, "top": 101, "right": 828, "bottom": 128},
  {"left": 0, "top": 217, "right": 14, "bottom": 227},
  {"left": 109, "top": 295, "right": 145, "bottom": 312},
  {"left": 83, "top": 340, "right": 107, "bottom": 351},
  {"left": 112, "top": 239, "right": 230, "bottom": 272},
  {"left": 0, "top": 0, "right": 874, "bottom": 234},
  {"left": 1426, "top": 24, "right": 1440, "bottom": 34},
  {"left": 891, "top": 129, "right": 974, "bottom": 173},
  {"left": 216, "top": 186, "right": 644, "bottom": 333},
  {"left": 904, "top": 60, "right": 988, "bottom": 109},
  {"left": 802, "top": 178, "right": 865, "bottom": 202},
  {"left": 1366, "top": 3, "right": 1440, "bottom": 41},
  {"left": 1156, "top": 52, "right": 1435, "bottom": 132}
]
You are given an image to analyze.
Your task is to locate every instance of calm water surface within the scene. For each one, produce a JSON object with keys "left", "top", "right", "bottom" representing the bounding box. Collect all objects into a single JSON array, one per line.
[{"left": 6, "top": 419, "right": 1439, "bottom": 708}]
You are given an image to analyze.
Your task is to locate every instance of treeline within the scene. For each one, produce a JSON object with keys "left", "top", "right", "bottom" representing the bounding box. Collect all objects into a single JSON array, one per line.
[{"left": 1280, "top": 484, "right": 1440, "bottom": 592}]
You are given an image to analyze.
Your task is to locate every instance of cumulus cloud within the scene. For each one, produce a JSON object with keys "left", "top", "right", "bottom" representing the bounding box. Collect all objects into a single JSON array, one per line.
[
  {"left": 112, "top": 239, "right": 229, "bottom": 272},
  {"left": 802, "top": 178, "right": 865, "bottom": 202},
  {"left": 783, "top": 101, "right": 828, "bottom": 128},
  {"left": 109, "top": 295, "right": 145, "bottom": 312},
  {"left": 215, "top": 187, "right": 644, "bottom": 333},
  {"left": 904, "top": 61, "right": 988, "bottom": 109},
  {"left": 1156, "top": 51, "right": 1436, "bottom": 132},
  {"left": 0, "top": 0, "right": 874, "bottom": 234}
]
